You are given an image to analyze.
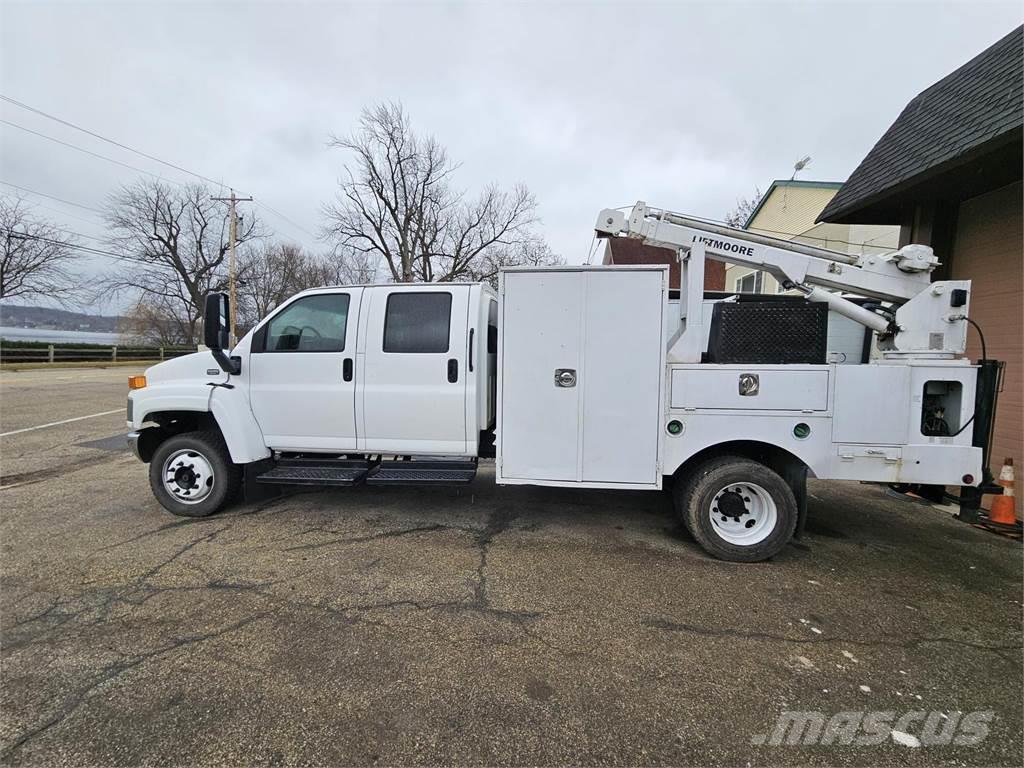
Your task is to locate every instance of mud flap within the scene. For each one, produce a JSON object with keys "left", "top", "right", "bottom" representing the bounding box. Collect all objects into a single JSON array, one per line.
[{"left": 782, "top": 463, "right": 808, "bottom": 539}]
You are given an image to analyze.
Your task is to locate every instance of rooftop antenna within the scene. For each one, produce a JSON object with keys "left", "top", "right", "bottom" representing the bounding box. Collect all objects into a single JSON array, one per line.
[{"left": 791, "top": 156, "right": 812, "bottom": 180}]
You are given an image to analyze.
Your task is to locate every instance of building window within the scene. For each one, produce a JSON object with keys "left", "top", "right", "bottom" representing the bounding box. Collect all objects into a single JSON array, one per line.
[
  {"left": 383, "top": 292, "right": 452, "bottom": 353},
  {"left": 735, "top": 272, "right": 763, "bottom": 293}
]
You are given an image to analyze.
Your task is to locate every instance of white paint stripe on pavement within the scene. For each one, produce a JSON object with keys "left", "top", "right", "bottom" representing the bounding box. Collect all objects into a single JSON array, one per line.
[{"left": 0, "top": 409, "right": 124, "bottom": 437}]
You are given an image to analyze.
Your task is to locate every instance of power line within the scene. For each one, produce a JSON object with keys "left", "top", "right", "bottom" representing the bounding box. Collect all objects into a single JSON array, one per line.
[
  {"left": 0, "top": 119, "right": 186, "bottom": 186},
  {"left": 0, "top": 94, "right": 224, "bottom": 188},
  {"left": 0, "top": 180, "right": 103, "bottom": 212},
  {"left": 19, "top": 202, "right": 107, "bottom": 234},
  {"left": 253, "top": 199, "right": 318, "bottom": 241},
  {"left": 1, "top": 227, "right": 125, "bottom": 261},
  {"left": 2, "top": 94, "right": 317, "bottom": 245}
]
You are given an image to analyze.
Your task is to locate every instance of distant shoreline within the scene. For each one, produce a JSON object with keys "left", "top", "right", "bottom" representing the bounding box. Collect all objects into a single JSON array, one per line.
[{"left": 0, "top": 327, "right": 122, "bottom": 345}]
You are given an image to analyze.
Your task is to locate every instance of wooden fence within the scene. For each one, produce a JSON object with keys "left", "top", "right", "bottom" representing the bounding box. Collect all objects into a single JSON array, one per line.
[{"left": 0, "top": 343, "right": 196, "bottom": 364}]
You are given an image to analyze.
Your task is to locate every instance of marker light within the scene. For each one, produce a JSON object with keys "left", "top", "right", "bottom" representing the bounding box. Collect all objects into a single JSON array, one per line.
[
  {"left": 667, "top": 420, "right": 683, "bottom": 436},
  {"left": 128, "top": 375, "right": 147, "bottom": 390},
  {"left": 793, "top": 423, "right": 811, "bottom": 439}
]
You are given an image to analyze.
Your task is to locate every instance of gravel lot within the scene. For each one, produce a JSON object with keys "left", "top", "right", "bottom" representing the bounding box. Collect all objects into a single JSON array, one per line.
[{"left": 1, "top": 367, "right": 1021, "bottom": 766}]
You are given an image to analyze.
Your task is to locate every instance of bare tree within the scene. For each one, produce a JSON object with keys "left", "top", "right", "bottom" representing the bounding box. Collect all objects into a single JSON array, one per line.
[
  {"left": 117, "top": 297, "right": 193, "bottom": 346},
  {"left": 322, "top": 102, "right": 556, "bottom": 283},
  {"left": 236, "top": 243, "right": 330, "bottom": 330},
  {"left": 320, "top": 247, "right": 380, "bottom": 286},
  {"left": 465, "top": 234, "right": 562, "bottom": 288},
  {"left": 103, "top": 180, "right": 262, "bottom": 345},
  {"left": 724, "top": 187, "right": 763, "bottom": 229},
  {"left": 0, "top": 196, "right": 80, "bottom": 302}
]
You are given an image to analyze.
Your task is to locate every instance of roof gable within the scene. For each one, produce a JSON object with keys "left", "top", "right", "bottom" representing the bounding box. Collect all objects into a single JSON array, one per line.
[
  {"left": 743, "top": 180, "right": 842, "bottom": 234},
  {"left": 820, "top": 26, "right": 1023, "bottom": 223}
]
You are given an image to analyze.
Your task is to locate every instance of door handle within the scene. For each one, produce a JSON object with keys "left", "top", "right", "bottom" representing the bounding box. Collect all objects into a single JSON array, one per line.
[
  {"left": 343, "top": 358, "right": 353, "bottom": 382},
  {"left": 468, "top": 328, "right": 475, "bottom": 372},
  {"left": 555, "top": 368, "right": 577, "bottom": 388},
  {"left": 447, "top": 358, "right": 458, "bottom": 383}
]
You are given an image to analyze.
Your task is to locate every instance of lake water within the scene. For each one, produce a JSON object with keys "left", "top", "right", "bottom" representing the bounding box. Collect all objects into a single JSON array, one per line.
[{"left": 0, "top": 327, "right": 122, "bottom": 345}]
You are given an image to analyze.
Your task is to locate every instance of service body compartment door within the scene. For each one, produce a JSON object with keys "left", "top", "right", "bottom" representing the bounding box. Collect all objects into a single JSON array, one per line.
[
  {"left": 498, "top": 266, "right": 666, "bottom": 488},
  {"left": 499, "top": 271, "right": 583, "bottom": 482}
]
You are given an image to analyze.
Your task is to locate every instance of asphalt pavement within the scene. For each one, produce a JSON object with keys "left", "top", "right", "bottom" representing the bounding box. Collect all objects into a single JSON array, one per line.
[{"left": 1, "top": 367, "right": 1021, "bottom": 766}]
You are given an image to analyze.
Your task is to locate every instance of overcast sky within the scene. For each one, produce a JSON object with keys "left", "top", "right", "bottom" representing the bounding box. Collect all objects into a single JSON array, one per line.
[{"left": 1, "top": 0, "right": 1021, "bottom": 313}]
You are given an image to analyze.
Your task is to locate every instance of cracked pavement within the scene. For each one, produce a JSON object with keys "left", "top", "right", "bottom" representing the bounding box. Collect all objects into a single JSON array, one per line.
[{"left": 1, "top": 367, "right": 1022, "bottom": 766}]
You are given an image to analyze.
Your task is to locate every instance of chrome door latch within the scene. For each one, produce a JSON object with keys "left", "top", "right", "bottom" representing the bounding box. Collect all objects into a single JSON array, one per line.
[
  {"left": 738, "top": 373, "right": 759, "bottom": 396},
  {"left": 555, "top": 369, "right": 577, "bottom": 388}
]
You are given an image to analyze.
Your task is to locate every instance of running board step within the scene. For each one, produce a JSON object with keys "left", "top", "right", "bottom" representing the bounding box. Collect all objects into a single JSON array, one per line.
[
  {"left": 365, "top": 460, "right": 477, "bottom": 486},
  {"left": 256, "top": 459, "right": 370, "bottom": 486}
]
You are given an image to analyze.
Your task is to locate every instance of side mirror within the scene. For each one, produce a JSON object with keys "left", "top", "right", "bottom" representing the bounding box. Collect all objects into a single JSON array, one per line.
[
  {"left": 203, "top": 292, "right": 240, "bottom": 375},
  {"left": 204, "top": 292, "right": 231, "bottom": 350}
]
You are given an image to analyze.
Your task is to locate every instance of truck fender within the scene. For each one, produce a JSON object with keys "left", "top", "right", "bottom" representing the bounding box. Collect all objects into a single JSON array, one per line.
[{"left": 209, "top": 387, "right": 271, "bottom": 464}]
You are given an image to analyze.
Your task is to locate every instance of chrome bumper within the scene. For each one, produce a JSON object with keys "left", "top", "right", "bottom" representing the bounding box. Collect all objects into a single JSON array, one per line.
[{"left": 127, "top": 431, "right": 144, "bottom": 462}]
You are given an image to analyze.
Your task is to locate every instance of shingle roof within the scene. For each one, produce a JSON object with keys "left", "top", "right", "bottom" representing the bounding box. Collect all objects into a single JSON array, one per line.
[{"left": 819, "top": 26, "right": 1023, "bottom": 223}]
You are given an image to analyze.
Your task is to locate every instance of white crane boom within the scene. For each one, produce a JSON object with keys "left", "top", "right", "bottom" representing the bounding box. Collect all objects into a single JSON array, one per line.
[{"left": 595, "top": 201, "right": 971, "bottom": 360}]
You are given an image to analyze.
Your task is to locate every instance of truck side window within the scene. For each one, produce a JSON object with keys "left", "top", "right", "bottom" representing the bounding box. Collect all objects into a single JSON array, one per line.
[
  {"left": 487, "top": 299, "right": 498, "bottom": 353},
  {"left": 383, "top": 292, "right": 452, "bottom": 353},
  {"left": 264, "top": 294, "right": 350, "bottom": 352}
]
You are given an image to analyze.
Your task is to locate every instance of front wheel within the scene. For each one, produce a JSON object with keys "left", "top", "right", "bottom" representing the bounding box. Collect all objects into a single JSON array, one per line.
[
  {"left": 149, "top": 431, "right": 240, "bottom": 517},
  {"left": 674, "top": 456, "right": 797, "bottom": 562}
]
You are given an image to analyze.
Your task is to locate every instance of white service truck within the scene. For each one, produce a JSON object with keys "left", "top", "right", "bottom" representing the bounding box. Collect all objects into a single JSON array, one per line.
[{"left": 126, "top": 202, "right": 1002, "bottom": 562}]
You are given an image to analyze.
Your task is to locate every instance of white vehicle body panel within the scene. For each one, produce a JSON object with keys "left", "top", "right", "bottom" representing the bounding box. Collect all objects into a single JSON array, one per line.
[
  {"left": 128, "top": 350, "right": 271, "bottom": 464},
  {"left": 248, "top": 288, "right": 363, "bottom": 452},
  {"left": 661, "top": 359, "right": 981, "bottom": 487},
  {"left": 358, "top": 284, "right": 472, "bottom": 455},
  {"left": 497, "top": 266, "right": 667, "bottom": 489},
  {"left": 671, "top": 368, "right": 830, "bottom": 412}
]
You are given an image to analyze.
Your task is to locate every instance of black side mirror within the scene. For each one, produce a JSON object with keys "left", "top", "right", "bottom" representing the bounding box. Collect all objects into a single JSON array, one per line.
[
  {"left": 204, "top": 292, "right": 240, "bottom": 374},
  {"left": 204, "top": 292, "right": 230, "bottom": 350}
]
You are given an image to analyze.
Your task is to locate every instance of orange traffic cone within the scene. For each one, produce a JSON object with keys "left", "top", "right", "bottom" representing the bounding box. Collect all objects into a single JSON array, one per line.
[{"left": 988, "top": 458, "right": 1017, "bottom": 526}]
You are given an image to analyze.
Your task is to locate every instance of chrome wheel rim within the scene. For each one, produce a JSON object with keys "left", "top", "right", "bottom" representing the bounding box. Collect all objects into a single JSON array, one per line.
[
  {"left": 710, "top": 482, "right": 777, "bottom": 545},
  {"left": 162, "top": 449, "right": 215, "bottom": 504}
]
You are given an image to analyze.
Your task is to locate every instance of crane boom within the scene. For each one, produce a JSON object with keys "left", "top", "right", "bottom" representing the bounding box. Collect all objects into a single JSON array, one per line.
[{"left": 595, "top": 201, "right": 971, "bottom": 360}]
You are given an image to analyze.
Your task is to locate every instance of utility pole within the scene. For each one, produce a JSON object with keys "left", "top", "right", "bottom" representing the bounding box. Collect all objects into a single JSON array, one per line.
[{"left": 211, "top": 190, "right": 252, "bottom": 343}]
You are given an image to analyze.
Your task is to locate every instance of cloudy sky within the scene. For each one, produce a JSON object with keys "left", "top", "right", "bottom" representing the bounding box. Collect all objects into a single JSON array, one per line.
[{"left": 1, "top": 0, "right": 1021, "bottom": 312}]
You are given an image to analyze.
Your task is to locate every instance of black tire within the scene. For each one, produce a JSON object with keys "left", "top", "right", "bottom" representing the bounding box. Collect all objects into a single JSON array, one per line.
[
  {"left": 673, "top": 456, "right": 797, "bottom": 562},
  {"left": 148, "top": 430, "right": 240, "bottom": 518}
]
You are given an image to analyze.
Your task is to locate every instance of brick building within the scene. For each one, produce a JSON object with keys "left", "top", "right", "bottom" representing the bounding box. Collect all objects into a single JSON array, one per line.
[{"left": 819, "top": 26, "right": 1023, "bottom": 517}]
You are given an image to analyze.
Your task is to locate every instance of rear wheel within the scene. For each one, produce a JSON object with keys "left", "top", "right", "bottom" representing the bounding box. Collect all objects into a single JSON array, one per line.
[
  {"left": 674, "top": 456, "right": 797, "bottom": 562},
  {"left": 149, "top": 431, "right": 240, "bottom": 517}
]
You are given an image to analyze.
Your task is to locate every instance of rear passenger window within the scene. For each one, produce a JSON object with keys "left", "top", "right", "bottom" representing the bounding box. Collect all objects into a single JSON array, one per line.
[
  {"left": 265, "top": 294, "right": 349, "bottom": 352},
  {"left": 383, "top": 293, "right": 451, "bottom": 353}
]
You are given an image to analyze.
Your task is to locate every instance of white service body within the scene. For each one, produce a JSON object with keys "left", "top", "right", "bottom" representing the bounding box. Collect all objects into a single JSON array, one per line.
[{"left": 128, "top": 269, "right": 981, "bottom": 489}]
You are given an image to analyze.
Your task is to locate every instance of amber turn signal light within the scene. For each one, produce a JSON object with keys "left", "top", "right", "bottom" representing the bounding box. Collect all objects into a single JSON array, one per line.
[{"left": 128, "top": 375, "right": 147, "bottom": 390}]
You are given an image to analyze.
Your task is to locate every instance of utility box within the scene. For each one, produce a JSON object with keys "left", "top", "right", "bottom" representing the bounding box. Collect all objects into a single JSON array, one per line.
[{"left": 497, "top": 266, "right": 667, "bottom": 489}]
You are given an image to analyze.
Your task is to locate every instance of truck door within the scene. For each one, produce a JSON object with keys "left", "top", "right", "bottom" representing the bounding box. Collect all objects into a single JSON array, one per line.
[
  {"left": 359, "top": 285, "right": 470, "bottom": 455},
  {"left": 248, "top": 289, "right": 362, "bottom": 452}
]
